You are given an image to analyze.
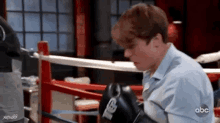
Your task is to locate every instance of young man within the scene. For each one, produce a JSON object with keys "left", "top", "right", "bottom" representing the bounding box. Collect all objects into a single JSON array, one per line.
[{"left": 99, "top": 3, "right": 214, "bottom": 123}]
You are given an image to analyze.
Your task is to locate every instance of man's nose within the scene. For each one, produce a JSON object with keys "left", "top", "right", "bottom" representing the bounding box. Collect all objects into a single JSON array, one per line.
[{"left": 124, "top": 49, "right": 132, "bottom": 58}]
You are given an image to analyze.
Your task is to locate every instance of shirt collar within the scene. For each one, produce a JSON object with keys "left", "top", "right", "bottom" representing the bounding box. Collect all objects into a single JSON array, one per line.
[{"left": 144, "top": 43, "right": 177, "bottom": 80}]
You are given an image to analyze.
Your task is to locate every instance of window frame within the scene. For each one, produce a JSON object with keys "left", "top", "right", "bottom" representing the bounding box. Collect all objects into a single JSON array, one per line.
[{"left": 6, "top": 0, "right": 76, "bottom": 54}]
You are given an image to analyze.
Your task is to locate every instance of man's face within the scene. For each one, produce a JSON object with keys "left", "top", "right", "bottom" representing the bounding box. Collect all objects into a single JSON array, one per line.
[
  {"left": 112, "top": 28, "right": 164, "bottom": 71},
  {"left": 123, "top": 38, "right": 159, "bottom": 71}
]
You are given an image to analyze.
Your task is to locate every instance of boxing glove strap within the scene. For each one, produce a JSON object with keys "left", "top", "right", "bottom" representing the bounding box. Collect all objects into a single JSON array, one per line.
[{"left": 133, "top": 110, "right": 157, "bottom": 123}]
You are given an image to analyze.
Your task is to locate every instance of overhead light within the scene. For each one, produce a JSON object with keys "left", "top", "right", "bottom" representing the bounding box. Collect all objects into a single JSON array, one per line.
[
  {"left": 173, "top": 21, "right": 182, "bottom": 24},
  {"left": 169, "top": 7, "right": 182, "bottom": 24}
]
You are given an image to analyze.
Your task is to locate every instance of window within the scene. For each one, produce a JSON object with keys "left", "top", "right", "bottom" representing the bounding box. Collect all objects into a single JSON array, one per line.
[
  {"left": 6, "top": 0, "right": 74, "bottom": 52},
  {"left": 111, "top": 0, "right": 155, "bottom": 50}
]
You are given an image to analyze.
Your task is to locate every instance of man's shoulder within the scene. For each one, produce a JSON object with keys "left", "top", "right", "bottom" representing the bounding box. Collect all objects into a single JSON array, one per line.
[
  {"left": 162, "top": 56, "right": 208, "bottom": 89},
  {"left": 166, "top": 52, "right": 205, "bottom": 80},
  {"left": 168, "top": 65, "right": 203, "bottom": 79}
]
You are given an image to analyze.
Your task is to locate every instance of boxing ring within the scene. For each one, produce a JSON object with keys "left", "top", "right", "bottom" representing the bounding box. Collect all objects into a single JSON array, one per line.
[{"left": 34, "top": 41, "right": 220, "bottom": 123}]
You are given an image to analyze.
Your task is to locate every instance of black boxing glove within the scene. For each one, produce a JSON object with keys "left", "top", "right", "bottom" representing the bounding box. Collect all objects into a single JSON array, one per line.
[
  {"left": 99, "top": 83, "right": 157, "bottom": 123},
  {"left": 0, "top": 16, "right": 21, "bottom": 57}
]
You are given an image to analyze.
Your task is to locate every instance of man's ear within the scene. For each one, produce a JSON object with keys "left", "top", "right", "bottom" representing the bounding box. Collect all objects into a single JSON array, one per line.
[{"left": 151, "top": 33, "right": 163, "bottom": 48}]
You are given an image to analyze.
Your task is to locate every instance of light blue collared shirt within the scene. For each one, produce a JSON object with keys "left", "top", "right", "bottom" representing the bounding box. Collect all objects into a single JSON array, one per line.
[{"left": 142, "top": 43, "right": 214, "bottom": 123}]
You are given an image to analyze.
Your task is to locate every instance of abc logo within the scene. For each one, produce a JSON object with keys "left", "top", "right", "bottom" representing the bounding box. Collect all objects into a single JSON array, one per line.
[
  {"left": 195, "top": 107, "right": 209, "bottom": 113},
  {"left": 195, "top": 104, "right": 209, "bottom": 117}
]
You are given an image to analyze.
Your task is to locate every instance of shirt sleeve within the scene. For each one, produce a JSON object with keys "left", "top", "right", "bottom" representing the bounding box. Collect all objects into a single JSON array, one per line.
[
  {"left": 162, "top": 76, "right": 200, "bottom": 121},
  {"left": 163, "top": 72, "right": 214, "bottom": 123},
  {"left": 168, "top": 113, "right": 198, "bottom": 123}
]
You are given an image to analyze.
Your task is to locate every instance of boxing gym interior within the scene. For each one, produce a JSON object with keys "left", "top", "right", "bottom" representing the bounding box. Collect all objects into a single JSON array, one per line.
[{"left": 2, "top": 0, "right": 220, "bottom": 123}]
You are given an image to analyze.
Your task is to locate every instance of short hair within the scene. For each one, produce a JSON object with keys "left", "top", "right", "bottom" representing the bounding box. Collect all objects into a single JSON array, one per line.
[{"left": 112, "top": 3, "right": 169, "bottom": 48}]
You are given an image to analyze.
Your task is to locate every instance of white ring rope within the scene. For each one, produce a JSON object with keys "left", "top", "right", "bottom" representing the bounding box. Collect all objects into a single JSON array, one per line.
[
  {"left": 33, "top": 52, "right": 142, "bottom": 73},
  {"left": 33, "top": 52, "right": 220, "bottom": 74},
  {"left": 195, "top": 51, "right": 220, "bottom": 63},
  {"left": 203, "top": 69, "right": 220, "bottom": 74}
]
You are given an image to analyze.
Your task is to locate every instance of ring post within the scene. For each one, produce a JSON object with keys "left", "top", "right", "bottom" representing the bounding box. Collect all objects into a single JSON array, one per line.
[{"left": 38, "top": 41, "right": 52, "bottom": 123}]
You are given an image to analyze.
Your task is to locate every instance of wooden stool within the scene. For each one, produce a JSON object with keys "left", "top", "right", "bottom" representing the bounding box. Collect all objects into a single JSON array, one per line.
[{"left": 75, "top": 99, "right": 100, "bottom": 123}]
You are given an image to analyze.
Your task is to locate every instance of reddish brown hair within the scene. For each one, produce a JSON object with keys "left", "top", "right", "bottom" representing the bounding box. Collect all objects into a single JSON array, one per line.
[{"left": 112, "top": 3, "right": 169, "bottom": 48}]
